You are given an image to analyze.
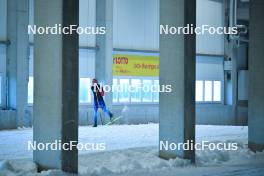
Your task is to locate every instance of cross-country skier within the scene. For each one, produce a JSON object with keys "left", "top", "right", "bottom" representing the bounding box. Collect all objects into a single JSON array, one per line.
[{"left": 91, "top": 78, "right": 113, "bottom": 127}]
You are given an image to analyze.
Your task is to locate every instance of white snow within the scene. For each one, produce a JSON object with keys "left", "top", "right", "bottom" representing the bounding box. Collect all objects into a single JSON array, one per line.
[
  {"left": 0, "top": 124, "right": 263, "bottom": 176},
  {"left": 0, "top": 124, "right": 248, "bottom": 160},
  {"left": 0, "top": 159, "right": 37, "bottom": 176}
]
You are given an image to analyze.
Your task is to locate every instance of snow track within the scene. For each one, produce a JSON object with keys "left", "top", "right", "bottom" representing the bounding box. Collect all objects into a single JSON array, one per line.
[{"left": 1, "top": 124, "right": 263, "bottom": 176}]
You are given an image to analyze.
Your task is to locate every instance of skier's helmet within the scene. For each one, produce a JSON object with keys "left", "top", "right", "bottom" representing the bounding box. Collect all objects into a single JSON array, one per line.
[{"left": 92, "top": 78, "right": 98, "bottom": 83}]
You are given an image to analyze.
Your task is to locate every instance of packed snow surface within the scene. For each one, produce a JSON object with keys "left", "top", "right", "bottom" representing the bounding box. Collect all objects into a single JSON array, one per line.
[
  {"left": 0, "top": 124, "right": 263, "bottom": 176},
  {"left": 0, "top": 124, "right": 248, "bottom": 159}
]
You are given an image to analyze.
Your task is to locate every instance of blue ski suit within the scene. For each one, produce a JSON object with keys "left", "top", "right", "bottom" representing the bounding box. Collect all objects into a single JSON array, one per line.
[{"left": 91, "top": 84, "right": 112, "bottom": 126}]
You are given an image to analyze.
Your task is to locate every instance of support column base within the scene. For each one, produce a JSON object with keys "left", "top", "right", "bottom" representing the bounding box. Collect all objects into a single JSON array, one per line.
[
  {"left": 159, "top": 150, "right": 195, "bottom": 163},
  {"left": 159, "top": 151, "right": 177, "bottom": 160},
  {"left": 249, "top": 142, "right": 264, "bottom": 152},
  {"left": 36, "top": 165, "right": 50, "bottom": 173}
]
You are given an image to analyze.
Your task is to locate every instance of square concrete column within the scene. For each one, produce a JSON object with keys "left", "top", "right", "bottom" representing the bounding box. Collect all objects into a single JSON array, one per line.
[
  {"left": 159, "top": 0, "right": 196, "bottom": 162},
  {"left": 95, "top": 0, "right": 113, "bottom": 106},
  {"left": 7, "top": 0, "right": 29, "bottom": 127},
  {"left": 33, "top": 0, "right": 79, "bottom": 173},
  {"left": 248, "top": 0, "right": 264, "bottom": 152}
]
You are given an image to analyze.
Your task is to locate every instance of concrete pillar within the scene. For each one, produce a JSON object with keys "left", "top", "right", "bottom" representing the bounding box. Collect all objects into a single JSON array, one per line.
[
  {"left": 222, "top": 0, "right": 239, "bottom": 124},
  {"left": 95, "top": 0, "right": 113, "bottom": 107},
  {"left": 248, "top": 0, "right": 264, "bottom": 152},
  {"left": 231, "top": 46, "right": 238, "bottom": 123},
  {"left": 33, "top": 0, "right": 79, "bottom": 173},
  {"left": 159, "top": 0, "right": 196, "bottom": 162},
  {"left": 7, "top": 0, "right": 29, "bottom": 127}
]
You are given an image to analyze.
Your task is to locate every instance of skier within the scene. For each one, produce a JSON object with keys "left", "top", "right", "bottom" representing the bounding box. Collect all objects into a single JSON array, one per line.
[{"left": 91, "top": 78, "right": 113, "bottom": 127}]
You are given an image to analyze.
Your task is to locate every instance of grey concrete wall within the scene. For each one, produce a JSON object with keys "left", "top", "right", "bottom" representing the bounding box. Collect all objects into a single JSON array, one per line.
[
  {"left": 0, "top": 110, "right": 16, "bottom": 129},
  {"left": 196, "top": 104, "right": 247, "bottom": 125},
  {"left": 248, "top": 0, "right": 264, "bottom": 152},
  {"left": 33, "top": 0, "right": 79, "bottom": 172},
  {"left": 33, "top": 0, "right": 64, "bottom": 169},
  {"left": 95, "top": 0, "right": 113, "bottom": 107},
  {"left": 0, "top": 104, "right": 248, "bottom": 130},
  {"left": 159, "top": 0, "right": 196, "bottom": 161},
  {"left": 78, "top": 104, "right": 246, "bottom": 126},
  {"left": 7, "top": 0, "right": 29, "bottom": 127},
  {"left": 0, "top": 0, "right": 7, "bottom": 40},
  {"left": 78, "top": 104, "right": 159, "bottom": 125}
]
